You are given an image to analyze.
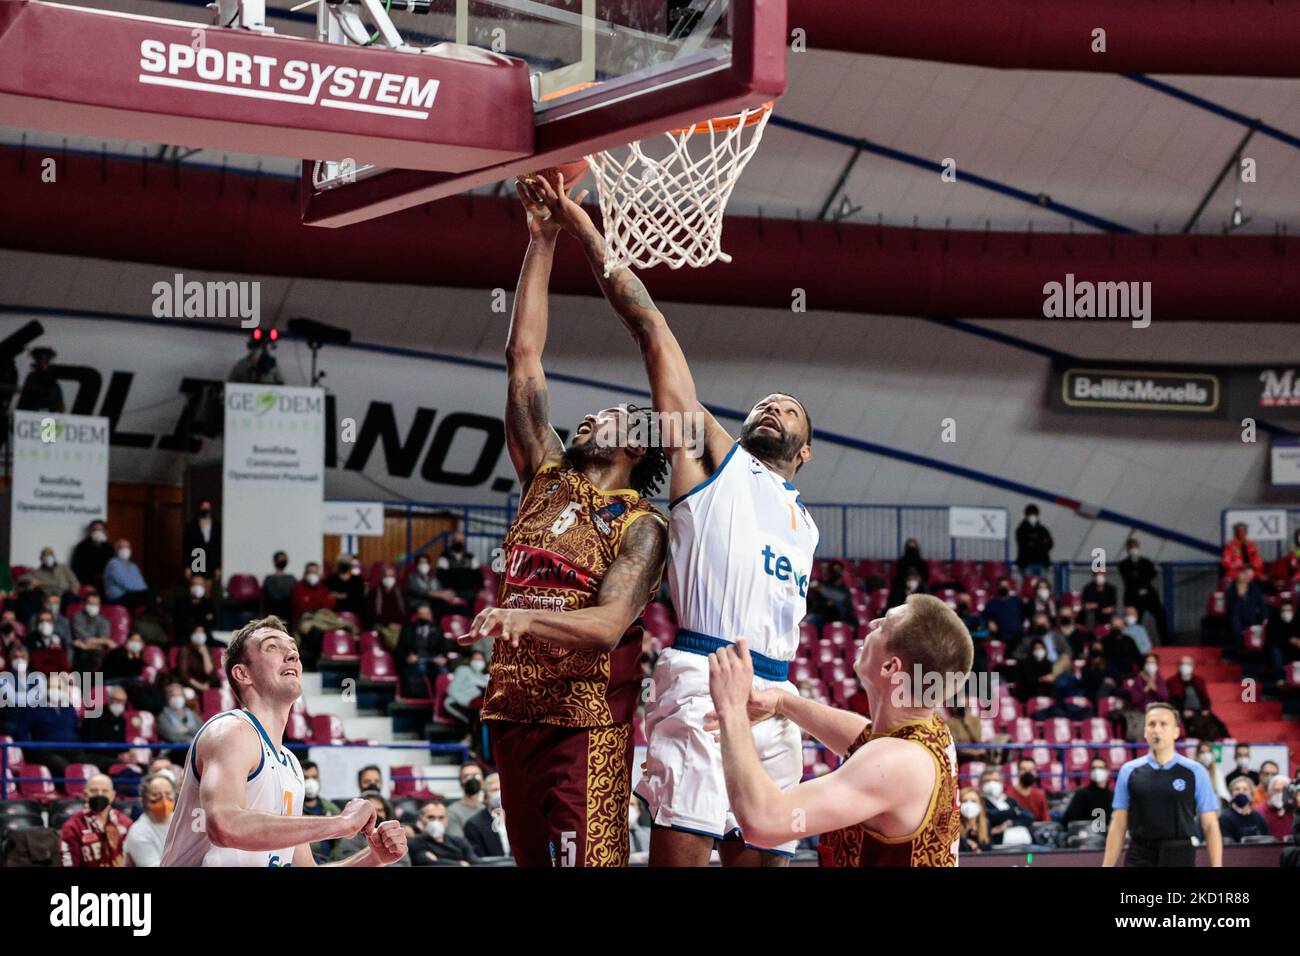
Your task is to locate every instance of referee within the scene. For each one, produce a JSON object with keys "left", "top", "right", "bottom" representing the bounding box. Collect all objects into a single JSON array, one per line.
[{"left": 1103, "top": 702, "right": 1222, "bottom": 867}]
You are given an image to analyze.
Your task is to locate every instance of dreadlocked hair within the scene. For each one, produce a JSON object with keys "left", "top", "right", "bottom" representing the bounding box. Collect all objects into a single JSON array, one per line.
[{"left": 630, "top": 444, "right": 669, "bottom": 498}]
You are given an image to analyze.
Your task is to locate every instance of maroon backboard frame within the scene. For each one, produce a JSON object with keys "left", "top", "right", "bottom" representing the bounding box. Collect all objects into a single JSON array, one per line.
[{"left": 300, "top": 0, "right": 787, "bottom": 228}]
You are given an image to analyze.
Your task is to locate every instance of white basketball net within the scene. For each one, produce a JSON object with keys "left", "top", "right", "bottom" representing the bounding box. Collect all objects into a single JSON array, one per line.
[{"left": 585, "top": 103, "right": 772, "bottom": 275}]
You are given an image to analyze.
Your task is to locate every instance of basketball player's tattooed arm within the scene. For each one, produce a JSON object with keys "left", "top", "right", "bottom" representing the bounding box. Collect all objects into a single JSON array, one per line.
[
  {"left": 197, "top": 719, "right": 376, "bottom": 852},
  {"left": 530, "top": 177, "right": 734, "bottom": 498},
  {"left": 464, "top": 515, "right": 668, "bottom": 651},
  {"left": 504, "top": 181, "right": 567, "bottom": 487},
  {"left": 710, "top": 640, "right": 930, "bottom": 844}
]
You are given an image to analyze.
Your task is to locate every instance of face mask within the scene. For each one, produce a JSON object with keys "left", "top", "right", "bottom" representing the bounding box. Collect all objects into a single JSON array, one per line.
[
  {"left": 981, "top": 780, "right": 1003, "bottom": 800},
  {"left": 1236, "top": 757, "right": 1250, "bottom": 771},
  {"left": 1231, "top": 793, "right": 1252, "bottom": 808},
  {"left": 191, "top": 585, "right": 205, "bottom": 599},
  {"left": 382, "top": 576, "right": 396, "bottom": 589},
  {"left": 1032, "top": 649, "right": 1046, "bottom": 661},
  {"left": 1026, "top": 515, "right": 1038, "bottom": 526},
  {"left": 1091, "top": 768, "right": 1109, "bottom": 785},
  {"left": 1283, "top": 612, "right": 1295, "bottom": 624},
  {"left": 352, "top": 564, "right": 362, "bottom": 575},
  {"left": 1198, "top": 751, "right": 1214, "bottom": 767},
  {"left": 39, "top": 621, "right": 54, "bottom": 637},
  {"left": 198, "top": 508, "right": 211, "bottom": 519},
  {"left": 84, "top": 604, "right": 100, "bottom": 618},
  {"left": 109, "top": 702, "right": 125, "bottom": 718},
  {"left": 147, "top": 797, "right": 175, "bottom": 822},
  {"left": 91, "top": 530, "right": 107, "bottom": 544},
  {"left": 486, "top": 791, "right": 501, "bottom": 810},
  {"left": 127, "top": 640, "right": 144, "bottom": 655},
  {"left": 470, "top": 659, "right": 486, "bottom": 673},
  {"left": 306, "top": 573, "right": 320, "bottom": 587},
  {"left": 450, "top": 544, "right": 465, "bottom": 554},
  {"left": 960, "top": 801, "right": 981, "bottom": 820},
  {"left": 1059, "top": 619, "right": 1073, "bottom": 631},
  {"left": 1269, "top": 793, "right": 1285, "bottom": 810},
  {"left": 1179, "top": 664, "right": 1193, "bottom": 679},
  {"left": 1037, "top": 589, "right": 1050, "bottom": 601},
  {"left": 41, "top": 555, "right": 55, "bottom": 568},
  {"left": 906, "top": 579, "right": 919, "bottom": 592},
  {"left": 427, "top": 820, "right": 447, "bottom": 839},
  {"left": 1128, "top": 548, "right": 1140, "bottom": 558},
  {"left": 1094, "top": 575, "right": 1105, "bottom": 586},
  {"left": 1033, "top": 625, "right": 1048, "bottom": 636},
  {"left": 996, "top": 587, "right": 1009, "bottom": 598},
  {"left": 417, "top": 563, "right": 430, "bottom": 575},
  {"left": 191, "top": 632, "right": 206, "bottom": 647},
  {"left": 117, "top": 548, "right": 131, "bottom": 561},
  {"left": 168, "top": 695, "right": 185, "bottom": 711},
  {"left": 87, "top": 795, "right": 111, "bottom": 814},
  {"left": 462, "top": 778, "right": 482, "bottom": 797},
  {"left": 274, "top": 560, "right": 287, "bottom": 571},
  {"left": 1260, "top": 775, "right": 1274, "bottom": 791},
  {"left": 1125, "top": 615, "right": 1139, "bottom": 626},
  {"left": 303, "top": 778, "right": 321, "bottom": 800},
  {"left": 1019, "top": 771, "right": 1036, "bottom": 788},
  {"left": 1144, "top": 662, "right": 1158, "bottom": 676}
]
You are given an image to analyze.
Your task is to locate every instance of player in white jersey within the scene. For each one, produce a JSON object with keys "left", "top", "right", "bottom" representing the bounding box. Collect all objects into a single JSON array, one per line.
[
  {"left": 161, "top": 616, "right": 407, "bottom": 867},
  {"left": 530, "top": 176, "right": 818, "bottom": 866}
]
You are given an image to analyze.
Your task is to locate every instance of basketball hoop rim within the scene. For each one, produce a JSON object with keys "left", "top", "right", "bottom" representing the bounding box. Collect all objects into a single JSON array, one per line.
[{"left": 668, "top": 100, "right": 773, "bottom": 138}]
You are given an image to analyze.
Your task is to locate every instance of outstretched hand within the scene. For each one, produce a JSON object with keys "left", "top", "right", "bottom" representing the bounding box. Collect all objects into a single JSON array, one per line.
[
  {"left": 516, "top": 178, "right": 561, "bottom": 240},
  {"left": 463, "top": 607, "right": 532, "bottom": 648},
  {"left": 527, "top": 173, "right": 595, "bottom": 238},
  {"left": 708, "top": 637, "right": 757, "bottom": 720}
]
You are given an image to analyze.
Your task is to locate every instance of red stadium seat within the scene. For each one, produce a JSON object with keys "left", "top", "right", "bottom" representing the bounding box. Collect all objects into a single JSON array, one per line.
[
  {"left": 996, "top": 695, "right": 1021, "bottom": 725},
  {"left": 823, "top": 621, "right": 851, "bottom": 645},
  {"left": 1205, "top": 591, "right": 1226, "bottom": 618},
  {"left": 799, "top": 621, "right": 820, "bottom": 644},
  {"left": 17, "top": 762, "right": 57, "bottom": 802},
  {"left": 1242, "top": 625, "right": 1265, "bottom": 654},
  {"left": 1065, "top": 746, "right": 1091, "bottom": 776},
  {"left": 322, "top": 629, "right": 359, "bottom": 662},
  {"left": 869, "top": 589, "right": 890, "bottom": 615},
  {"left": 100, "top": 604, "right": 131, "bottom": 645},
  {"left": 226, "top": 574, "right": 262, "bottom": 604},
  {"left": 62, "top": 762, "right": 99, "bottom": 797},
  {"left": 1044, "top": 717, "right": 1073, "bottom": 744},
  {"left": 1097, "top": 696, "right": 1124, "bottom": 720},
  {"left": 986, "top": 640, "right": 1005, "bottom": 669},
  {"left": 396, "top": 674, "right": 434, "bottom": 706},
  {"left": 128, "top": 710, "right": 156, "bottom": 741},
  {"left": 791, "top": 659, "right": 813, "bottom": 683},
  {"left": 360, "top": 650, "right": 398, "bottom": 682},
  {"left": 1028, "top": 695, "right": 1053, "bottom": 715},
  {"left": 286, "top": 712, "right": 311, "bottom": 742},
  {"left": 202, "top": 687, "right": 236, "bottom": 718},
  {"left": 440, "top": 615, "right": 470, "bottom": 640},
  {"left": 1083, "top": 718, "right": 1110, "bottom": 744},
  {"left": 336, "top": 611, "right": 362, "bottom": 630},
  {"left": 141, "top": 645, "right": 166, "bottom": 670},
  {"left": 432, "top": 673, "right": 459, "bottom": 726},
  {"left": 1009, "top": 717, "right": 1035, "bottom": 742},
  {"left": 1286, "top": 661, "right": 1300, "bottom": 689},
  {"left": 309, "top": 714, "right": 347, "bottom": 744},
  {"left": 978, "top": 717, "right": 997, "bottom": 743},
  {"left": 1104, "top": 741, "right": 1130, "bottom": 770}
]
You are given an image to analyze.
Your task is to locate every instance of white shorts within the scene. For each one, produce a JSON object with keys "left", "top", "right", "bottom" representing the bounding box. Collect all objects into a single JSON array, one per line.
[{"left": 634, "top": 647, "right": 803, "bottom": 856}]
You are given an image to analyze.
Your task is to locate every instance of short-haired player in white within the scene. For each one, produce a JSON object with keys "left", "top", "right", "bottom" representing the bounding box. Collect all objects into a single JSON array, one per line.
[
  {"left": 529, "top": 176, "right": 818, "bottom": 866},
  {"left": 160, "top": 616, "right": 407, "bottom": 867}
]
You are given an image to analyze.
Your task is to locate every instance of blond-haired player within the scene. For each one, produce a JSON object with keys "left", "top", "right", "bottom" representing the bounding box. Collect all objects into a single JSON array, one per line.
[{"left": 161, "top": 616, "right": 406, "bottom": 867}]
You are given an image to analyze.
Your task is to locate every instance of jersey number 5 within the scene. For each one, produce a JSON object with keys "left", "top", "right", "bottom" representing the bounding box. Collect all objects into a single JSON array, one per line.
[{"left": 550, "top": 502, "right": 582, "bottom": 536}]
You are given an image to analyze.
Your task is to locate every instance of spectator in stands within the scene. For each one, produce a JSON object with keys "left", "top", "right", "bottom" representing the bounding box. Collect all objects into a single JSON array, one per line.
[
  {"left": 807, "top": 559, "right": 854, "bottom": 624},
  {"left": 292, "top": 561, "right": 334, "bottom": 626},
  {"left": 890, "top": 538, "right": 927, "bottom": 586},
  {"left": 1194, "top": 741, "right": 1229, "bottom": 805},
  {"left": 181, "top": 498, "right": 222, "bottom": 582},
  {"left": 1124, "top": 653, "right": 1169, "bottom": 710},
  {"left": 1122, "top": 605, "right": 1153, "bottom": 654},
  {"left": 262, "top": 551, "right": 296, "bottom": 621},
  {"left": 1261, "top": 775, "right": 1293, "bottom": 842},
  {"left": 1081, "top": 569, "right": 1118, "bottom": 630},
  {"left": 1118, "top": 537, "right": 1168, "bottom": 643},
  {"left": 28, "top": 608, "right": 70, "bottom": 674},
  {"left": 301, "top": 760, "right": 341, "bottom": 863},
  {"left": 945, "top": 703, "right": 993, "bottom": 764},
  {"left": 23, "top": 545, "right": 79, "bottom": 608},
  {"left": 124, "top": 771, "right": 176, "bottom": 866},
  {"left": 1028, "top": 579, "right": 1057, "bottom": 620},
  {"left": 1255, "top": 761, "right": 1280, "bottom": 808},
  {"left": 1224, "top": 744, "right": 1258, "bottom": 788},
  {"left": 1225, "top": 567, "right": 1266, "bottom": 654},
  {"left": 173, "top": 573, "right": 216, "bottom": 646},
  {"left": 7, "top": 670, "right": 80, "bottom": 776},
  {"left": 887, "top": 560, "right": 929, "bottom": 611},
  {"left": 406, "top": 552, "right": 458, "bottom": 614},
  {"left": 175, "top": 627, "right": 219, "bottom": 692},
  {"left": 59, "top": 773, "right": 133, "bottom": 867},
  {"left": 464, "top": 772, "right": 507, "bottom": 858},
  {"left": 82, "top": 684, "right": 144, "bottom": 774},
  {"left": 1011, "top": 637, "right": 1054, "bottom": 703},
  {"left": 102, "top": 631, "right": 147, "bottom": 688},
  {"left": 1218, "top": 776, "right": 1271, "bottom": 842},
  {"left": 1168, "top": 656, "right": 1229, "bottom": 741},
  {"left": 954, "top": 592, "right": 983, "bottom": 635},
  {"left": 1014, "top": 612, "right": 1072, "bottom": 682},
  {"left": 982, "top": 577, "right": 1025, "bottom": 641},
  {"left": 357, "top": 765, "right": 384, "bottom": 795},
  {"left": 1057, "top": 611, "right": 1087, "bottom": 658},
  {"left": 326, "top": 555, "right": 367, "bottom": 622},
  {"left": 1101, "top": 614, "right": 1141, "bottom": 684},
  {"left": 979, "top": 767, "right": 1034, "bottom": 845},
  {"left": 445, "top": 650, "right": 489, "bottom": 727},
  {"left": 1266, "top": 598, "right": 1300, "bottom": 688},
  {"left": 437, "top": 534, "right": 483, "bottom": 605},
  {"left": 1080, "top": 643, "right": 1117, "bottom": 705},
  {"left": 959, "top": 787, "right": 990, "bottom": 853},
  {"left": 1014, "top": 504, "right": 1053, "bottom": 579},
  {"left": 1007, "top": 757, "right": 1050, "bottom": 822},
  {"left": 70, "top": 591, "right": 115, "bottom": 671},
  {"left": 446, "top": 763, "right": 485, "bottom": 839},
  {"left": 1063, "top": 757, "right": 1114, "bottom": 827},
  {"left": 71, "top": 519, "right": 113, "bottom": 594},
  {"left": 370, "top": 563, "right": 408, "bottom": 647},
  {"left": 397, "top": 603, "right": 451, "bottom": 697},
  {"left": 31, "top": 598, "right": 71, "bottom": 649},
  {"left": 103, "top": 538, "right": 152, "bottom": 613},
  {"left": 1221, "top": 522, "right": 1264, "bottom": 578},
  {"left": 158, "top": 682, "right": 200, "bottom": 749},
  {"left": 409, "top": 800, "right": 479, "bottom": 866}
]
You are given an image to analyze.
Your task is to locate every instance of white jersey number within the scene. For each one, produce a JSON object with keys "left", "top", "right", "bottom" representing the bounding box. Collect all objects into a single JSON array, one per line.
[{"left": 550, "top": 502, "right": 582, "bottom": 536}]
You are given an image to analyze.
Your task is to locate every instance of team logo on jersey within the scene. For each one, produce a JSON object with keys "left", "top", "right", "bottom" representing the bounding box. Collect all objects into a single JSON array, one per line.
[
  {"left": 593, "top": 502, "right": 626, "bottom": 536},
  {"left": 760, "top": 544, "right": 809, "bottom": 598},
  {"left": 544, "top": 479, "right": 561, "bottom": 495},
  {"left": 1172, "top": 778, "right": 1187, "bottom": 792},
  {"left": 506, "top": 544, "right": 596, "bottom": 592}
]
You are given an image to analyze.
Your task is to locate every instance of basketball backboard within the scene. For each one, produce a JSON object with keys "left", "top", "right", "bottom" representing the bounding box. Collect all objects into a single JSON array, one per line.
[{"left": 302, "top": 0, "right": 786, "bottom": 226}]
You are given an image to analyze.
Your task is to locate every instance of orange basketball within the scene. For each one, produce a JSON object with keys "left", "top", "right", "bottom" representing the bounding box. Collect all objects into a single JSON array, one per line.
[{"left": 525, "top": 158, "right": 589, "bottom": 193}]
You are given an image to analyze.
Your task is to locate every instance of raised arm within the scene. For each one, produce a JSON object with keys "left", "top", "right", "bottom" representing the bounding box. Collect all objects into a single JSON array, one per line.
[
  {"left": 504, "top": 180, "right": 566, "bottom": 487},
  {"left": 197, "top": 719, "right": 369, "bottom": 852},
  {"left": 462, "top": 514, "right": 668, "bottom": 652},
  {"left": 532, "top": 177, "right": 733, "bottom": 497}
]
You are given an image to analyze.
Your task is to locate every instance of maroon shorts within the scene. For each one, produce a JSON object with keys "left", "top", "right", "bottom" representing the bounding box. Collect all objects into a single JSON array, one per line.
[{"left": 488, "top": 720, "right": 633, "bottom": 867}]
